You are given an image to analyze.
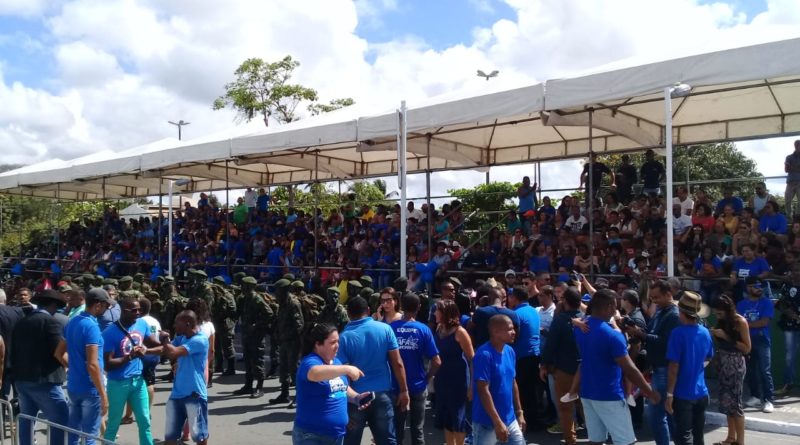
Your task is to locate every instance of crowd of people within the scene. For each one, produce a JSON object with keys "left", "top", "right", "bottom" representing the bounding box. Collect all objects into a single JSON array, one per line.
[{"left": 0, "top": 141, "right": 799, "bottom": 445}]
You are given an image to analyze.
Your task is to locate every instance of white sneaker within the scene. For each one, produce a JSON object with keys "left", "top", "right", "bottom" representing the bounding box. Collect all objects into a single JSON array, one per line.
[
  {"left": 744, "top": 396, "right": 761, "bottom": 408},
  {"left": 626, "top": 394, "right": 637, "bottom": 407},
  {"left": 762, "top": 401, "right": 774, "bottom": 413}
]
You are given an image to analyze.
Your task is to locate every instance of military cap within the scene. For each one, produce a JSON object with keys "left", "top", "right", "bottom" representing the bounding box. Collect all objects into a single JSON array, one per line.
[
  {"left": 282, "top": 273, "right": 296, "bottom": 281},
  {"left": 327, "top": 286, "right": 341, "bottom": 295},
  {"left": 274, "top": 279, "right": 291, "bottom": 288},
  {"left": 58, "top": 284, "right": 72, "bottom": 293},
  {"left": 242, "top": 276, "right": 258, "bottom": 285},
  {"left": 156, "top": 276, "right": 165, "bottom": 282},
  {"left": 234, "top": 272, "right": 246, "bottom": 280},
  {"left": 119, "top": 276, "right": 133, "bottom": 283},
  {"left": 146, "top": 291, "right": 160, "bottom": 299},
  {"left": 103, "top": 278, "right": 118, "bottom": 286},
  {"left": 74, "top": 275, "right": 85, "bottom": 283},
  {"left": 187, "top": 268, "right": 197, "bottom": 275},
  {"left": 94, "top": 275, "right": 105, "bottom": 283},
  {"left": 164, "top": 276, "right": 175, "bottom": 282},
  {"left": 360, "top": 288, "right": 375, "bottom": 299},
  {"left": 291, "top": 280, "right": 304, "bottom": 289},
  {"left": 449, "top": 276, "right": 463, "bottom": 287},
  {"left": 133, "top": 273, "right": 144, "bottom": 280},
  {"left": 194, "top": 270, "right": 208, "bottom": 278},
  {"left": 360, "top": 275, "right": 373, "bottom": 285},
  {"left": 63, "top": 275, "right": 73, "bottom": 283},
  {"left": 213, "top": 276, "right": 226, "bottom": 285},
  {"left": 82, "top": 273, "right": 94, "bottom": 282},
  {"left": 348, "top": 280, "right": 363, "bottom": 288}
]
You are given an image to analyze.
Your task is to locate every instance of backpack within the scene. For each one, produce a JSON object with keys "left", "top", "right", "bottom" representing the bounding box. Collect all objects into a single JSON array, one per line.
[{"left": 298, "top": 293, "right": 324, "bottom": 329}]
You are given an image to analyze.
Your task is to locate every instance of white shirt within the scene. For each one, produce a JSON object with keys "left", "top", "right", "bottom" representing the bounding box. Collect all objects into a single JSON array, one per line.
[
  {"left": 408, "top": 208, "right": 425, "bottom": 222},
  {"left": 141, "top": 314, "right": 162, "bottom": 337},
  {"left": 673, "top": 197, "right": 694, "bottom": 216},
  {"left": 199, "top": 321, "right": 216, "bottom": 339},
  {"left": 565, "top": 215, "right": 588, "bottom": 232},
  {"left": 536, "top": 304, "right": 556, "bottom": 331},
  {"left": 673, "top": 214, "right": 693, "bottom": 235},
  {"left": 244, "top": 189, "right": 258, "bottom": 208}
]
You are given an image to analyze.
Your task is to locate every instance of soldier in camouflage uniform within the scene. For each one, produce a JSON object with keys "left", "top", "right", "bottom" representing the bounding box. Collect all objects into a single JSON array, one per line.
[
  {"left": 347, "top": 279, "right": 362, "bottom": 304},
  {"left": 133, "top": 272, "right": 152, "bottom": 294},
  {"left": 118, "top": 276, "right": 145, "bottom": 300},
  {"left": 211, "top": 276, "right": 238, "bottom": 376},
  {"left": 188, "top": 269, "right": 215, "bottom": 310},
  {"left": 162, "top": 280, "right": 188, "bottom": 334},
  {"left": 233, "top": 277, "right": 274, "bottom": 398},
  {"left": 318, "top": 287, "right": 349, "bottom": 332},
  {"left": 269, "top": 279, "right": 304, "bottom": 405}
]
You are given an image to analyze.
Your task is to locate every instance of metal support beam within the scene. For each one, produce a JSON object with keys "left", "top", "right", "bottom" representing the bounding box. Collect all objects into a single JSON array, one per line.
[{"left": 398, "top": 101, "right": 408, "bottom": 278}]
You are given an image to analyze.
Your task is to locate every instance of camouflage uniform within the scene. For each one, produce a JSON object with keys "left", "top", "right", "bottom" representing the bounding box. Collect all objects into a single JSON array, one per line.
[
  {"left": 187, "top": 269, "right": 215, "bottom": 310},
  {"left": 233, "top": 277, "right": 274, "bottom": 398},
  {"left": 162, "top": 283, "right": 188, "bottom": 333},
  {"left": 133, "top": 273, "right": 152, "bottom": 294},
  {"left": 318, "top": 287, "right": 350, "bottom": 332},
  {"left": 211, "top": 276, "right": 238, "bottom": 375},
  {"left": 118, "top": 276, "right": 145, "bottom": 300},
  {"left": 269, "top": 279, "right": 304, "bottom": 404}
]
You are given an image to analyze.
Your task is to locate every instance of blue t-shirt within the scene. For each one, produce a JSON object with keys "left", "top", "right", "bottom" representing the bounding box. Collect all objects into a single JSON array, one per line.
[
  {"left": 472, "top": 343, "right": 517, "bottom": 428},
  {"left": 732, "top": 257, "right": 770, "bottom": 283},
  {"left": 518, "top": 186, "right": 536, "bottom": 213},
  {"left": 760, "top": 213, "right": 788, "bottom": 235},
  {"left": 102, "top": 318, "right": 149, "bottom": 380},
  {"left": 337, "top": 317, "right": 399, "bottom": 393},
  {"left": 737, "top": 296, "right": 775, "bottom": 339},
  {"left": 64, "top": 312, "right": 104, "bottom": 394},
  {"left": 471, "top": 306, "right": 520, "bottom": 347},
  {"left": 98, "top": 303, "right": 121, "bottom": 332},
  {"left": 528, "top": 255, "right": 551, "bottom": 273},
  {"left": 294, "top": 354, "right": 349, "bottom": 439},
  {"left": 512, "top": 303, "right": 541, "bottom": 358},
  {"left": 574, "top": 317, "right": 628, "bottom": 401},
  {"left": 389, "top": 320, "right": 439, "bottom": 395},
  {"left": 171, "top": 333, "right": 209, "bottom": 400},
  {"left": 666, "top": 324, "right": 713, "bottom": 400}
]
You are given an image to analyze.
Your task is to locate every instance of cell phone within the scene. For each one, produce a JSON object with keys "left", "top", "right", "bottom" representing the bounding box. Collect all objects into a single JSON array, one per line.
[{"left": 359, "top": 392, "right": 375, "bottom": 407}]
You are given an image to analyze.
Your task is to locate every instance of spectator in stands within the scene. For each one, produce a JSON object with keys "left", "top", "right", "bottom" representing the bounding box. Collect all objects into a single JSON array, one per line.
[
  {"left": 57, "top": 288, "right": 112, "bottom": 445},
  {"left": 616, "top": 154, "right": 638, "bottom": 204},
  {"left": 672, "top": 204, "right": 693, "bottom": 237},
  {"left": 518, "top": 176, "right": 538, "bottom": 217},
  {"left": 640, "top": 149, "right": 665, "bottom": 196},
  {"left": 776, "top": 264, "right": 800, "bottom": 396},
  {"left": 730, "top": 244, "right": 770, "bottom": 301},
  {"left": 624, "top": 280, "right": 679, "bottom": 445},
  {"left": 748, "top": 182, "right": 772, "bottom": 216},
  {"left": 715, "top": 188, "right": 744, "bottom": 216},
  {"left": 665, "top": 291, "right": 713, "bottom": 445},
  {"left": 691, "top": 203, "right": 715, "bottom": 234},
  {"left": 13, "top": 290, "right": 69, "bottom": 445},
  {"left": 338, "top": 296, "right": 409, "bottom": 445},
  {"left": 759, "top": 200, "right": 788, "bottom": 236},
  {"left": 738, "top": 277, "right": 776, "bottom": 413},
  {"left": 784, "top": 140, "right": 800, "bottom": 219},
  {"left": 580, "top": 153, "right": 615, "bottom": 204},
  {"left": 673, "top": 186, "right": 694, "bottom": 216},
  {"left": 472, "top": 314, "right": 526, "bottom": 445}
]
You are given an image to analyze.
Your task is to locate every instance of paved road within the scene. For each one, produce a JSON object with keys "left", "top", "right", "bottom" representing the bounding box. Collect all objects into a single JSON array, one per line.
[{"left": 88, "top": 365, "right": 795, "bottom": 445}]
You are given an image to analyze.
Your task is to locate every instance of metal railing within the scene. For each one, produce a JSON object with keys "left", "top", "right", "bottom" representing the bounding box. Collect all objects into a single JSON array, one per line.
[
  {"left": 16, "top": 413, "right": 119, "bottom": 445},
  {"left": 0, "top": 398, "right": 16, "bottom": 445}
]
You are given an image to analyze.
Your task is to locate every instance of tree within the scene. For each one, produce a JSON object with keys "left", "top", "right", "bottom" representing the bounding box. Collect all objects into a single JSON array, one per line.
[
  {"left": 213, "top": 56, "right": 354, "bottom": 126},
  {"left": 600, "top": 142, "right": 763, "bottom": 201},
  {"left": 448, "top": 181, "right": 517, "bottom": 231}
]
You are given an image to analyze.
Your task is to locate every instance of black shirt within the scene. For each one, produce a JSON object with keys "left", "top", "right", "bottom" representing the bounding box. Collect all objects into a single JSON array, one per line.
[
  {"left": 0, "top": 305, "right": 24, "bottom": 371},
  {"left": 11, "top": 308, "right": 66, "bottom": 384},
  {"left": 640, "top": 160, "right": 665, "bottom": 189},
  {"left": 616, "top": 164, "right": 638, "bottom": 191},
  {"left": 582, "top": 162, "right": 611, "bottom": 190},
  {"left": 541, "top": 309, "right": 582, "bottom": 375}
]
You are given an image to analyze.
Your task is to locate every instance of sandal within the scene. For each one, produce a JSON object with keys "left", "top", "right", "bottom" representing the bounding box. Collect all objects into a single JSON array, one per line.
[{"left": 120, "top": 416, "right": 134, "bottom": 425}]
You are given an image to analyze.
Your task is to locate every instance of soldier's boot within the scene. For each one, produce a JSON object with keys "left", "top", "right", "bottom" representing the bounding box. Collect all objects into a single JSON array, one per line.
[
  {"left": 266, "top": 361, "right": 279, "bottom": 379},
  {"left": 232, "top": 378, "right": 253, "bottom": 396},
  {"left": 222, "top": 358, "right": 236, "bottom": 376},
  {"left": 251, "top": 379, "right": 265, "bottom": 399},
  {"left": 269, "top": 383, "right": 290, "bottom": 404}
]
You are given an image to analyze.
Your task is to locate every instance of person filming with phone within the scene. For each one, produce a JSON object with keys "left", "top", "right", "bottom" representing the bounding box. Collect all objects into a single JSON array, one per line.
[{"left": 293, "top": 323, "right": 373, "bottom": 445}]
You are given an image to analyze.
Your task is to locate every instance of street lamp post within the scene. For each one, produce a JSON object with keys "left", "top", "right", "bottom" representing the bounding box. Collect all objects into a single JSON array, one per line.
[
  {"left": 168, "top": 120, "right": 191, "bottom": 140},
  {"left": 167, "top": 178, "right": 191, "bottom": 277},
  {"left": 665, "top": 83, "right": 692, "bottom": 277}
]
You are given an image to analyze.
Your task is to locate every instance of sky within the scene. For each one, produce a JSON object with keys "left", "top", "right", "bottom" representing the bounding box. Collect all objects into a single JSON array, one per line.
[{"left": 1, "top": 0, "right": 800, "bottom": 205}]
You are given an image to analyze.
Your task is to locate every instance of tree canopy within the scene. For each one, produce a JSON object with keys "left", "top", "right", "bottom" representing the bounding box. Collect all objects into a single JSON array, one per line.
[{"left": 213, "top": 55, "right": 354, "bottom": 126}]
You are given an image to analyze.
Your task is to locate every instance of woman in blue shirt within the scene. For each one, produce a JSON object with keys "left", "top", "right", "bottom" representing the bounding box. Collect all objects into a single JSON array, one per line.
[{"left": 293, "top": 324, "right": 372, "bottom": 445}]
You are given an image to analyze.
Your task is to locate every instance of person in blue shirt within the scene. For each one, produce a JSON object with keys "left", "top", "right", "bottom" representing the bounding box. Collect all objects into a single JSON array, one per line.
[
  {"left": 758, "top": 200, "right": 788, "bottom": 235},
  {"left": 468, "top": 286, "right": 520, "bottom": 347},
  {"left": 472, "top": 314, "right": 525, "bottom": 445},
  {"left": 293, "top": 323, "right": 372, "bottom": 445},
  {"left": 517, "top": 176, "right": 538, "bottom": 216},
  {"left": 102, "top": 296, "right": 163, "bottom": 445},
  {"left": 337, "top": 296, "right": 409, "bottom": 445},
  {"left": 574, "top": 289, "right": 659, "bottom": 445},
  {"left": 390, "top": 293, "right": 441, "bottom": 445},
  {"left": 737, "top": 277, "right": 776, "bottom": 413},
  {"left": 665, "top": 291, "right": 714, "bottom": 445},
  {"left": 715, "top": 188, "right": 744, "bottom": 216},
  {"left": 729, "top": 244, "right": 771, "bottom": 301},
  {"left": 506, "top": 286, "right": 544, "bottom": 429},
  {"left": 55, "top": 288, "right": 112, "bottom": 445},
  {"left": 160, "top": 310, "right": 210, "bottom": 445}
]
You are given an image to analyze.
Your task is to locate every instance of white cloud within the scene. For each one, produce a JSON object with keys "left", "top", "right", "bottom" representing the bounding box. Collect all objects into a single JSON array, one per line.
[{"left": 0, "top": 0, "right": 50, "bottom": 17}]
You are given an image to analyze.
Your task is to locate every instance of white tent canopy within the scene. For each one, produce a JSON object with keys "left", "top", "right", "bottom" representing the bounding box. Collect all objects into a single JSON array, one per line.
[
  {"left": 2, "top": 37, "right": 800, "bottom": 200},
  {"left": 118, "top": 203, "right": 151, "bottom": 220}
]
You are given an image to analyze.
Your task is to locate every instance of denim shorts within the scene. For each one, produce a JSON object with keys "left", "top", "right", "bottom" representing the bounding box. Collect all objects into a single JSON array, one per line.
[
  {"left": 582, "top": 398, "right": 636, "bottom": 445},
  {"left": 165, "top": 395, "right": 209, "bottom": 442},
  {"left": 473, "top": 420, "right": 525, "bottom": 445}
]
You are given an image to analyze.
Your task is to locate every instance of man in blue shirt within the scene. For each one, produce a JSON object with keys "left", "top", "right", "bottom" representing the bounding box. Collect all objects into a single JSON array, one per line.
[
  {"left": 715, "top": 188, "right": 744, "bottom": 216},
  {"left": 665, "top": 291, "right": 714, "bottom": 445},
  {"left": 337, "top": 296, "right": 409, "bottom": 445},
  {"left": 517, "top": 176, "right": 538, "bottom": 216},
  {"left": 102, "top": 296, "right": 163, "bottom": 445},
  {"left": 472, "top": 314, "right": 525, "bottom": 445},
  {"left": 390, "top": 293, "right": 441, "bottom": 445},
  {"left": 468, "top": 286, "right": 520, "bottom": 347},
  {"left": 55, "top": 288, "right": 112, "bottom": 445},
  {"left": 574, "top": 290, "right": 659, "bottom": 445},
  {"left": 160, "top": 310, "right": 209, "bottom": 445},
  {"left": 506, "top": 286, "right": 544, "bottom": 429},
  {"left": 737, "top": 277, "right": 776, "bottom": 413}
]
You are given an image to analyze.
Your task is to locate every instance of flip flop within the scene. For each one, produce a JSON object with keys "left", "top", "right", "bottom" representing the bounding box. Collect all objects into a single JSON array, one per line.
[{"left": 120, "top": 416, "right": 134, "bottom": 425}]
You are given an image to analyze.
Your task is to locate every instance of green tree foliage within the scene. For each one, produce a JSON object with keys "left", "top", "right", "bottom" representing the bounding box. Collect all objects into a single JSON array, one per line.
[
  {"left": 213, "top": 56, "right": 354, "bottom": 126},
  {"left": 600, "top": 142, "right": 763, "bottom": 201},
  {"left": 448, "top": 182, "right": 517, "bottom": 231},
  {"left": 269, "top": 180, "right": 389, "bottom": 214}
]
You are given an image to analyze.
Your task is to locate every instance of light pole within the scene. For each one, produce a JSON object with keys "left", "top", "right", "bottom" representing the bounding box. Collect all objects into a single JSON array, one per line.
[
  {"left": 167, "top": 178, "right": 191, "bottom": 277},
  {"left": 665, "top": 83, "right": 692, "bottom": 277},
  {"left": 168, "top": 120, "right": 190, "bottom": 140}
]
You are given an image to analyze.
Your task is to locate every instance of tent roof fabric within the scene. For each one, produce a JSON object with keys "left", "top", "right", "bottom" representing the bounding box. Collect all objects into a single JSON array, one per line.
[{"left": 3, "top": 37, "right": 800, "bottom": 200}]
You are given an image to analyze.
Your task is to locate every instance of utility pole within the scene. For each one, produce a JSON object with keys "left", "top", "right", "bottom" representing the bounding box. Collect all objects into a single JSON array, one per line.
[{"left": 168, "top": 120, "right": 191, "bottom": 140}]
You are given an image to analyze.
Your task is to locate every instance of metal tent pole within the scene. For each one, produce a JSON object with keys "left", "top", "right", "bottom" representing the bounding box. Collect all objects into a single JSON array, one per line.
[
  {"left": 55, "top": 183, "right": 61, "bottom": 265},
  {"left": 665, "top": 88, "right": 675, "bottom": 277},
  {"left": 398, "top": 101, "right": 408, "bottom": 278},
  {"left": 588, "top": 110, "right": 594, "bottom": 280},
  {"left": 158, "top": 176, "right": 163, "bottom": 265},
  {"left": 314, "top": 152, "right": 320, "bottom": 272},
  {"left": 426, "top": 136, "right": 432, "bottom": 295},
  {"left": 225, "top": 161, "right": 231, "bottom": 276}
]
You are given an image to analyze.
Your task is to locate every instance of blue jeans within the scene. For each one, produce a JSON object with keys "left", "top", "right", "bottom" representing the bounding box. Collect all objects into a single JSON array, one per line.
[
  {"left": 292, "top": 426, "right": 344, "bottom": 445},
  {"left": 17, "top": 381, "right": 69, "bottom": 445},
  {"left": 646, "top": 367, "right": 674, "bottom": 445},
  {"left": 392, "top": 391, "right": 426, "bottom": 445},
  {"left": 344, "top": 391, "right": 396, "bottom": 445},
  {"left": 472, "top": 420, "right": 525, "bottom": 445},
  {"left": 746, "top": 333, "right": 774, "bottom": 402},
  {"left": 783, "top": 330, "right": 800, "bottom": 386},
  {"left": 165, "top": 395, "right": 209, "bottom": 443},
  {"left": 67, "top": 391, "right": 102, "bottom": 445}
]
